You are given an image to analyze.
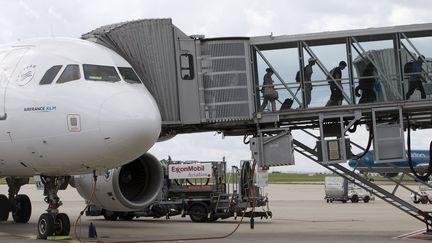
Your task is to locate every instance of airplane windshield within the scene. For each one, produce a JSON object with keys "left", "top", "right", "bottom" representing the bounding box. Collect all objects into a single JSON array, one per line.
[
  {"left": 118, "top": 67, "right": 142, "bottom": 84},
  {"left": 83, "top": 64, "right": 121, "bottom": 82}
]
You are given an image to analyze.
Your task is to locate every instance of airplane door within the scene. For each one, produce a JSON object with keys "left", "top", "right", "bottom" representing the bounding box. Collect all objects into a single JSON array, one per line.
[{"left": 0, "top": 47, "right": 29, "bottom": 120}]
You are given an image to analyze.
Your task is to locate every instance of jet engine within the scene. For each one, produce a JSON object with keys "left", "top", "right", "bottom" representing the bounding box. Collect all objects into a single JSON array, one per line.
[{"left": 71, "top": 153, "right": 164, "bottom": 212}]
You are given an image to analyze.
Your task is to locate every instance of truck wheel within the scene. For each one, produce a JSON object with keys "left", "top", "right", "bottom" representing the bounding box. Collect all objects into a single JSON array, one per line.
[
  {"left": 363, "top": 196, "right": 370, "bottom": 203},
  {"left": 103, "top": 210, "right": 118, "bottom": 221},
  {"left": 189, "top": 204, "right": 207, "bottom": 222},
  {"left": 351, "top": 195, "right": 359, "bottom": 203},
  {"left": 421, "top": 197, "right": 428, "bottom": 204}
]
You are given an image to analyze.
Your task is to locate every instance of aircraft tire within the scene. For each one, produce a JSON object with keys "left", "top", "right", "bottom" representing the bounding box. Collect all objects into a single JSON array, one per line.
[
  {"left": 12, "top": 194, "right": 32, "bottom": 223},
  {"left": 421, "top": 197, "right": 428, "bottom": 204},
  {"left": 38, "top": 213, "right": 55, "bottom": 239},
  {"left": 0, "top": 194, "right": 11, "bottom": 221},
  {"left": 54, "top": 213, "right": 70, "bottom": 236}
]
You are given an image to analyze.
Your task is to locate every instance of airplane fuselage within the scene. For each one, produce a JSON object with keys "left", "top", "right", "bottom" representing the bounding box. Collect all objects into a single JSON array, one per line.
[
  {"left": 0, "top": 38, "right": 162, "bottom": 176},
  {"left": 348, "top": 150, "right": 430, "bottom": 173}
]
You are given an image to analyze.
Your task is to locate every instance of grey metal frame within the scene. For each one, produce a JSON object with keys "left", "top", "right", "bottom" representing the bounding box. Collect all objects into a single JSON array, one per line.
[{"left": 253, "top": 46, "right": 303, "bottom": 106}]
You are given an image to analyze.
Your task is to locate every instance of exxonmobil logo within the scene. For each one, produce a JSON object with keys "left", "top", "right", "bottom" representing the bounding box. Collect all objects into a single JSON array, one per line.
[
  {"left": 168, "top": 163, "right": 213, "bottom": 179},
  {"left": 171, "top": 165, "right": 205, "bottom": 173}
]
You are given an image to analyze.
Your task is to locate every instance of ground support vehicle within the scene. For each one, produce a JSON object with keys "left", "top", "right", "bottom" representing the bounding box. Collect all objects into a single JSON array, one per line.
[
  {"left": 325, "top": 176, "right": 374, "bottom": 203},
  {"left": 86, "top": 160, "right": 272, "bottom": 222},
  {"left": 411, "top": 182, "right": 432, "bottom": 204}
]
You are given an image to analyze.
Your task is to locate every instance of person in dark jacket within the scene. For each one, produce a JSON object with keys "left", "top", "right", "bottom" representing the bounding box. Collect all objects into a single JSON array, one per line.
[
  {"left": 355, "top": 63, "right": 376, "bottom": 104},
  {"left": 325, "top": 61, "right": 347, "bottom": 106},
  {"left": 406, "top": 55, "right": 426, "bottom": 100}
]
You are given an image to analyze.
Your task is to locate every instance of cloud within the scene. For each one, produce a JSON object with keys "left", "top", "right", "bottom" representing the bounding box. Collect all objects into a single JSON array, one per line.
[{"left": 18, "top": 0, "right": 40, "bottom": 20}]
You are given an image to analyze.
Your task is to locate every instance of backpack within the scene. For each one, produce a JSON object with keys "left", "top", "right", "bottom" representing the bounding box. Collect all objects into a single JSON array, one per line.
[
  {"left": 295, "top": 66, "right": 308, "bottom": 82},
  {"left": 404, "top": 61, "right": 414, "bottom": 74},
  {"left": 295, "top": 70, "right": 301, "bottom": 82}
]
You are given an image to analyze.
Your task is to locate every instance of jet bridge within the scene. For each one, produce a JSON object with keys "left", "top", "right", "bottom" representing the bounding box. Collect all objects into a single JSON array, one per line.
[
  {"left": 83, "top": 19, "right": 432, "bottom": 230},
  {"left": 82, "top": 19, "right": 432, "bottom": 131}
]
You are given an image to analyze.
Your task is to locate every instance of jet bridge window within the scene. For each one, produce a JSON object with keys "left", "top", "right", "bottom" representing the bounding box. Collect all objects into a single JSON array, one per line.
[
  {"left": 117, "top": 67, "right": 142, "bottom": 84},
  {"left": 180, "top": 54, "right": 194, "bottom": 80},
  {"left": 39, "top": 65, "right": 62, "bottom": 85},
  {"left": 57, "top": 64, "right": 81, "bottom": 84},
  {"left": 83, "top": 64, "right": 121, "bottom": 82}
]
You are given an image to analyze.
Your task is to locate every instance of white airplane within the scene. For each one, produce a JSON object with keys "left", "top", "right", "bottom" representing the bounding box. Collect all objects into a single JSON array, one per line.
[{"left": 0, "top": 37, "right": 162, "bottom": 239}]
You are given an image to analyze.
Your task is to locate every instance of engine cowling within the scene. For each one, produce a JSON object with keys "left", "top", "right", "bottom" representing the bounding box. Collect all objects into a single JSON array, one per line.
[{"left": 72, "top": 153, "right": 164, "bottom": 212}]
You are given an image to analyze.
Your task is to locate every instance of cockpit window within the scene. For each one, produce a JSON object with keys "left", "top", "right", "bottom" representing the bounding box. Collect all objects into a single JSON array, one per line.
[
  {"left": 57, "top": 64, "right": 80, "bottom": 84},
  {"left": 83, "top": 64, "right": 121, "bottom": 82},
  {"left": 40, "top": 65, "right": 62, "bottom": 85},
  {"left": 117, "top": 67, "right": 142, "bottom": 84}
]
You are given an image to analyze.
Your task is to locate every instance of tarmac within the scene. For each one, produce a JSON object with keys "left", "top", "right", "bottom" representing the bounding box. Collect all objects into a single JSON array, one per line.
[{"left": 0, "top": 183, "right": 431, "bottom": 242}]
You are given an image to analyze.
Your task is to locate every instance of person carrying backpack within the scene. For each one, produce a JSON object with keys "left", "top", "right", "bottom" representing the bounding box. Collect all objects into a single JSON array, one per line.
[
  {"left": 405, "top": 55, "right": 426, "bottom": 100},
  {"left": 325, "top": 61, "right": 347, "bottom": 107},
  {"left": 296, "top": 57, "right": 316, "bottom": 107},
  {"left": 259, "top": 68, "right": 278, "bottom": 112},
  {"left": 355, "top": 63, "right": 377, "bottom": 104}
]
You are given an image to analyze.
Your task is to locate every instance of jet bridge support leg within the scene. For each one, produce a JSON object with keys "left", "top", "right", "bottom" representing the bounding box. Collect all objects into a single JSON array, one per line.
[{"left": 37, "top": 176, "right": 71, "bottom": 239}]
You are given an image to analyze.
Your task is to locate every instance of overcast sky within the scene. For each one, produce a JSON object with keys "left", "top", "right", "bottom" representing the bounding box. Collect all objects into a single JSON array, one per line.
[{"left": 2, "top": 0, "right": 432, "bottom": 172}]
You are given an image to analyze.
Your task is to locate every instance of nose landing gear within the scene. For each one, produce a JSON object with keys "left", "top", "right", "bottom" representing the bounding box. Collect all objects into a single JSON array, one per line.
[{"left": 37, "top": 176, "right": 71, "bottom": 239}]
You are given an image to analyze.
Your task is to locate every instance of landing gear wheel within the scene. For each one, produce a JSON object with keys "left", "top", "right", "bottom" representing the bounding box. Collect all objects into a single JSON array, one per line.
[
  {"left": 55, "top": 213, "right": 70, "bottom": 236},
  {"left": 0, "top": 194, "right": 11, "bottom": 221},
  {"left": 103, "top": 210, "right": 119, "bottom": 221},
  {"left": 37, "top": 176, "right": 70, "bottom": 239},
  {"left": 12, "top": 194, "right": 32, "bottom": 223},
  {"left": 38, "top": 213, "right": 55, "bottom": 239},
  {"left": 421, "top": 197, "right": 428, "bottom": 204},
  {"left": 189, "top": 204, "right": 207, "bottom": 222}
]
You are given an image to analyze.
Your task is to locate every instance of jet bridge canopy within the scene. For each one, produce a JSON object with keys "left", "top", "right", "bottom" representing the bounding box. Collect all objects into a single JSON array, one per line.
[
  {"left": 82, "top": 19, "right": 182, "bottom": 123},
  {"left": 82, "top": 19, "right": 255, "bottom": 128}
]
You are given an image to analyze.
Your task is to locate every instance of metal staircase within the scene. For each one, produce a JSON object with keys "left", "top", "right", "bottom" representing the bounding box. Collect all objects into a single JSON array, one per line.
[
  {"left": 328, "top": 163, "right": 432, "bottom": 230},
  {"left": 293, "top": 138, "right": 432, "bottom": 230}
]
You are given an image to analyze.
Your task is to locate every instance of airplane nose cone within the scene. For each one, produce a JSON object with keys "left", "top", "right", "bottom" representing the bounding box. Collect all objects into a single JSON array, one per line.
[{"left": 99, "top": 91, "right": 161, "bottom": 162}]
